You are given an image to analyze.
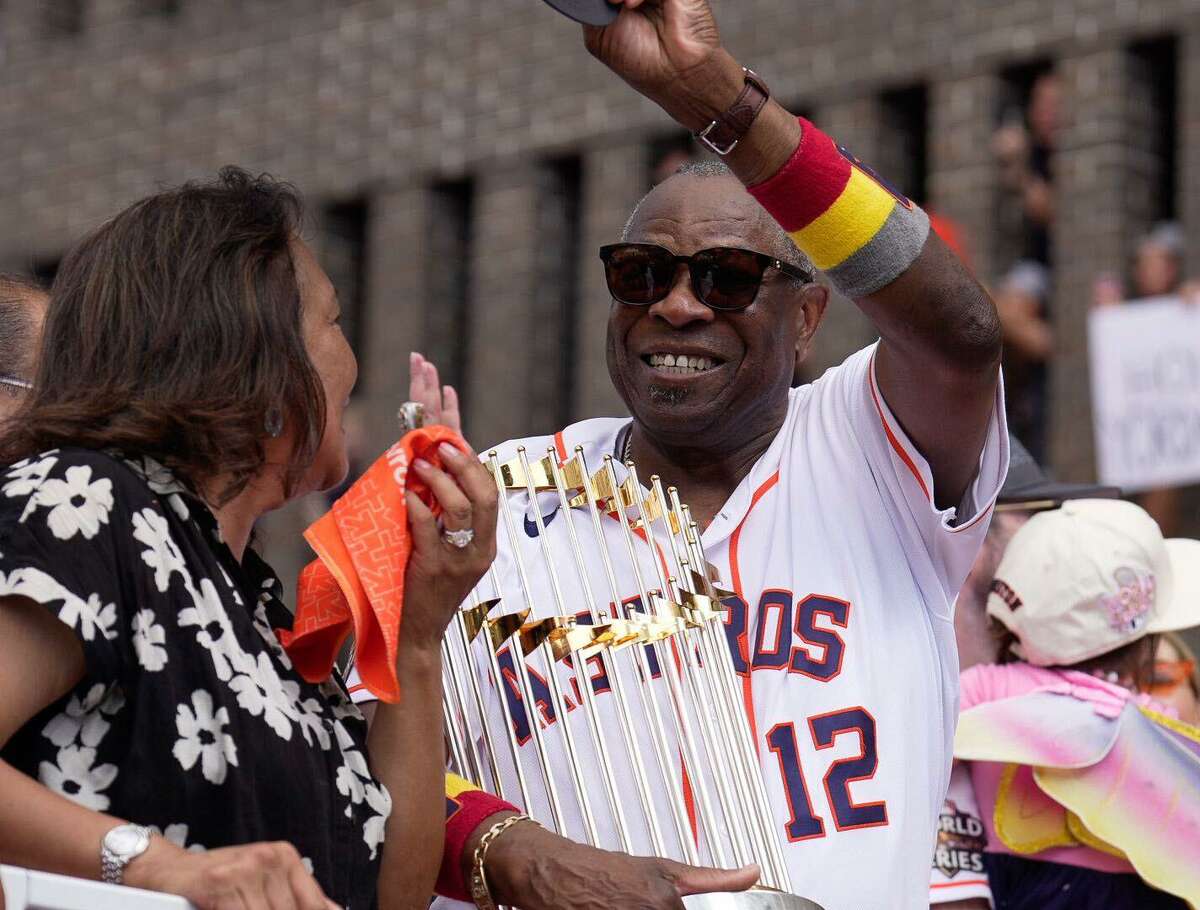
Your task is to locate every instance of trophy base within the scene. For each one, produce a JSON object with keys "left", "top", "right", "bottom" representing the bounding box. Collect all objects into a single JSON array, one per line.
[{"left": 683, "top": 891, "right": 826, "bottom": 910}]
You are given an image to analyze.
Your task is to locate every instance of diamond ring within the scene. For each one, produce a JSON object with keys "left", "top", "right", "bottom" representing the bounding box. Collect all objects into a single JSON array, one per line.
[{"left": 442, "top": 527, "right": 475, "bottom": 549}]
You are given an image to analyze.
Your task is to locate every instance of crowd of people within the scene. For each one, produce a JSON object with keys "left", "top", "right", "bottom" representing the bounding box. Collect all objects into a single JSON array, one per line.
[{"left": 0, "top": 2, "right": 1197, "bottom": 910}]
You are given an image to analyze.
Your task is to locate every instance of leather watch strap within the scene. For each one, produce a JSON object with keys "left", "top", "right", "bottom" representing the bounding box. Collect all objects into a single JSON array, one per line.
[{"left": 696, "top": 68, "right": 770, "bottom": 156}]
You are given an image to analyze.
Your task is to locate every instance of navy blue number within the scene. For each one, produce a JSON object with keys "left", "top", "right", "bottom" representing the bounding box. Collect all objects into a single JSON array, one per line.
[
  {"left": 766, "top": 723, "right": 825, "bottom": 841},
  {"left": 808, "top": 707, "right": 888, "bottom": 831}
]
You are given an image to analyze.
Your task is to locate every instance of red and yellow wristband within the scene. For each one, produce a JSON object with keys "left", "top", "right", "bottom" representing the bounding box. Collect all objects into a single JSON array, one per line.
[
  {"left": 439, "top": 773, "right": 520, "bottom": 901},
  {"left": 748, "top": 117, "right": 930, "bottom": 298}
]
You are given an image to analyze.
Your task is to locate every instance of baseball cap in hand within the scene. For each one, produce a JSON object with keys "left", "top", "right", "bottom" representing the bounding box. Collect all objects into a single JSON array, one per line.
[
  {"left": 986, "top": 499, "right": 1199, "bottom": 667},
  {"left": 539, "top": 0, "right": 620, "bottom": 25}
]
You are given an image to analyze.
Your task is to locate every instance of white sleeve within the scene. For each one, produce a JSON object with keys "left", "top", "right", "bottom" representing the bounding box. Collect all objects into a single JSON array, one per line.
[
  {"left": 342, "top": 661, "right": 378, "bottom": 705},
  {"left": 930, "top": 762, "right": 992, "bottom": 905},
  {"left": 813, "top": 343, "right": 1009, "bottom": 610}
]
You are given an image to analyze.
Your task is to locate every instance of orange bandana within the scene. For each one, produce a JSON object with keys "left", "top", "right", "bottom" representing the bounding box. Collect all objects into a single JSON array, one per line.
[{"left": 279, "top": 427, "right": 469, "bottom": 702}]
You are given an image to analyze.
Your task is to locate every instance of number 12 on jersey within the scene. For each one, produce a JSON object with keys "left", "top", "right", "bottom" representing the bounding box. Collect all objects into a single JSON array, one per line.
[{"left": 766, "top": 707, "right": 889, "bottom": 840}]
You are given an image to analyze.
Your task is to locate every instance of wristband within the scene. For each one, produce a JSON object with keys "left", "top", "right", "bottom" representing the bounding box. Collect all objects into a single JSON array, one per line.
[
  {"left": 438, "top": 773, "right": 520, "bottom": 901},
  {"left": 748, "top": 117, "right": 930, "bottom": 298}
]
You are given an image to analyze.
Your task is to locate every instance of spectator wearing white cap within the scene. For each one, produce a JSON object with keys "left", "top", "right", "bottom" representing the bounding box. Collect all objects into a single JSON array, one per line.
[{"left": 930, "top": 500, "right": 1200, "bottom": 910}]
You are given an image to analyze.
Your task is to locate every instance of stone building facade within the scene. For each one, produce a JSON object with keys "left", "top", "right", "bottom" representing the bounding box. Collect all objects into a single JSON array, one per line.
[{"left": 2, "top": 0, "right": 1197, "bottom": 575}]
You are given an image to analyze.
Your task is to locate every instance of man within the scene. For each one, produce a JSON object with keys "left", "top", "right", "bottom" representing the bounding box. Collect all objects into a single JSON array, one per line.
[
  {"left": 358, "top": 1, "right": 1006, "bottom": 906},
  {"left": 0, "top": 273, "right": 46, "bottom": 420}
]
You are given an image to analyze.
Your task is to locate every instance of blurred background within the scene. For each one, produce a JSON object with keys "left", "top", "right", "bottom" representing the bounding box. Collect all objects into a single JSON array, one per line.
[{"left": 1, "top": 0, "right": 1197, "bottom": 592}]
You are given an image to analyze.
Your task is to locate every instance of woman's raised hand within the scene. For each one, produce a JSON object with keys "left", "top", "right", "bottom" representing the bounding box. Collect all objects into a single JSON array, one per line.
[
  {"left": 401, "top": 441, "right": 499, "bottom": 653},
  {"left": 409, "top": 352, "right": 462, "bottom": 435}
]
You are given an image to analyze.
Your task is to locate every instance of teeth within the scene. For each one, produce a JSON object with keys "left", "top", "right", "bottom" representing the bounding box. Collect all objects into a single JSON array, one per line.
[{"left": 646, "top": 353, "right": 717, "bottom": 373}]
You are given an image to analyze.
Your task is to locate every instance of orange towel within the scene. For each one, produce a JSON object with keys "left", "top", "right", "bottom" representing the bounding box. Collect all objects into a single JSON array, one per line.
[{"left": 279, "top": 427, "right": 469, "bottom": 703}]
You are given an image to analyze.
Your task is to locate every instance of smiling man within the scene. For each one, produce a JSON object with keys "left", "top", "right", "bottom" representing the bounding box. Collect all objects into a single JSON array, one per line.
[{"left": 355, "top": 1, "right": 1008, "bottom": 907}]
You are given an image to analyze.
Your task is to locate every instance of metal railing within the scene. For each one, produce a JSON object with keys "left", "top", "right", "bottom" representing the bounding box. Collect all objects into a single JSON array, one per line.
[{"left": 0, "top": 866, "right": 191, "bottom": 910}]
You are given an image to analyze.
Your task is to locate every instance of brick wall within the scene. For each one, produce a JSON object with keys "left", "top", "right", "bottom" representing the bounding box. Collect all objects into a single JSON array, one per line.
[{"left": 2, "top": 0, "right": 1197, "bottom": 578}]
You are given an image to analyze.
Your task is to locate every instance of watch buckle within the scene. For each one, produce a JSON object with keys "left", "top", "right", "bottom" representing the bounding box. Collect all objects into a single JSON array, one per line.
[{"left": 697, "top": 120, "right": 740, "bottom": 156}]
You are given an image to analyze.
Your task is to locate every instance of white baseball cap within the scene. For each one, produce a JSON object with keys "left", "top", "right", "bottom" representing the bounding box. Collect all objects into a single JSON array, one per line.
[{"left": 986, "top": 499, "right": 1199, "bottom": 667}]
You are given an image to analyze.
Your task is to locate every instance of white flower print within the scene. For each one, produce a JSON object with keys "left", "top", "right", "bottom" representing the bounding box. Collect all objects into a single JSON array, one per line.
[
  {"left": 251, "top": 600, "right": 294, "bottom": 671},
  {"left": 173, "top": 690, "right": 239, "bottom": 785},
  {"left": 41, "top": 683, "right": 124, "bottom": 749},
  {"left": 178, "top": 578, "right": 240, "bottom": 681},
  {"left": 131, "top": 609, "right": 168, "bottom": 671},
  {"left": 66, "top": 592, "right": 119, "bottom": 642},
  {"left": 0, "top": 567, "right": 118, "bottom": 643},
  {"left": 361, "top": 782, "right": 392, "bottom": 859},
  {"left": 228, "top": 652, "right": 296, "bottom": 741},
  {"left": 132, "top": 508, "right": 187, "bottom": 593},
  {"left": 148, "top": 823, "right": 206, "bottom": 853},
  {"left": 39, "top": 745, "right": 118, "bottom": 811},
  {"left": 331, "top": 722, "right": 392, "bottom": 858},
  {"left": 2, "top": 454, "right": 58, "bottom": 499},
  {"left": 24, "top": 465, "right": 114, "bottom": 540}
]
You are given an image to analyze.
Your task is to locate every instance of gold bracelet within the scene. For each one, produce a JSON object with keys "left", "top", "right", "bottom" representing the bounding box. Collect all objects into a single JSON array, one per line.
[{"left": 469, "top": 813, "right": 540, "bottom": 910}]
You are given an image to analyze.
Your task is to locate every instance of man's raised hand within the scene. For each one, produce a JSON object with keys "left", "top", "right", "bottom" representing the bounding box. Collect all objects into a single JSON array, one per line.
[{"left": 584, "top": 0, "right": 730, "bottom": 131}]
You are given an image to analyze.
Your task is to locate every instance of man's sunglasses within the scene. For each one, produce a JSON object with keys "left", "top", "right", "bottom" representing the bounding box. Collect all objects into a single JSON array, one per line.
[{"left": 599, "top": 242, "right": 814, "bottom": 312}]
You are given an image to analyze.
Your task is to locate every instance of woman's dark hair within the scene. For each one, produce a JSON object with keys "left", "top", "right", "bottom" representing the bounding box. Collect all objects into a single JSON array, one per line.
[
  {"left": 0, "top": 272, "right": 46, "bottom": 380},
  {"left": 991, "top": 619, "right": 1159, "bottom": 691},
  {"left": 0, "top": 167, "right": 326, "bottom": 505}
]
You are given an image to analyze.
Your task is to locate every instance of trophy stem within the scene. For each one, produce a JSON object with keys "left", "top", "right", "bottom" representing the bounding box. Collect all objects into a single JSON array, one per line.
[
  {"left": 514, "top": 447, "right": 603, "bottom": 847},
  {"left": 626, "top": 465, "right": 759, "bottom": 872},
  {"left": 675, "top": 506, "right": 794, "bottom": 895},
  {"left": 546, "top": 449, "right": 639, "bottom": 854},
  {"left": 447, "top": 604, "right": 502, "bottom": 796},
  {"left": 475, "top": 574, "right": 538, "bottom": 814},
  {"left": 602, "top": 456, "right": 730, "bottom": 871},
  {"left": 575, "top": 449, "right": 695, "bottom": 863},
  {"left": 486, "top": 454, "right": 574, "bottom": 836},
  {"left": 441, "top": 638, "right": 483, "bottom": 782}
]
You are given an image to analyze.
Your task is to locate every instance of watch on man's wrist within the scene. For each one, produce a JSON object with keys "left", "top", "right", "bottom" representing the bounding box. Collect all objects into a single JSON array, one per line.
[
  {"left": 101, "top": 823, "right": 152, "bottom": 885},
  {"left": 695, "top": 67, "right": 771, "bottom": 156}
]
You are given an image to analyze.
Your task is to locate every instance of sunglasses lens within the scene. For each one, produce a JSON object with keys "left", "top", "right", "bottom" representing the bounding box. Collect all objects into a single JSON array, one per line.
[
  {"left": 694, "top": 249, "right": 768, "bottom": 310},
  {"left": 604, "top": 246, "right": 674, "bottom": 305}
]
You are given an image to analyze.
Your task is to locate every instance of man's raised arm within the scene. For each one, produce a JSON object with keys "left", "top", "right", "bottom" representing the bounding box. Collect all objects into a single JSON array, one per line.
[{"left": 587, "top": 0, "right": 1002, "bottom": 510}]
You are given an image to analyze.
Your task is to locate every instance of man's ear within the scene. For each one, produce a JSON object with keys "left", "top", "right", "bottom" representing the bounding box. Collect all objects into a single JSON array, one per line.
[{"left": 793, "top": 282, "right": 829, "bottom": 369}]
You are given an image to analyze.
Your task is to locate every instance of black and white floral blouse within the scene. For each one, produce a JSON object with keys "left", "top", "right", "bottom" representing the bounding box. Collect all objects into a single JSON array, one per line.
[{"left": 0, "top": 448, "right": 389, "bottom": 909}]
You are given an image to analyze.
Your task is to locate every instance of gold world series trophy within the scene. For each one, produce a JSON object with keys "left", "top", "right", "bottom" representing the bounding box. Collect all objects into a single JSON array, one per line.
[{"left": 411, "top": 410, "right": 825, "bottom": 909}]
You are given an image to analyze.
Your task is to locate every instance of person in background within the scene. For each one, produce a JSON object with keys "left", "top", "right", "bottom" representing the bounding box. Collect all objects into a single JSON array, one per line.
[
  {"left": 1091, "top": 221, "right": 1195, "bottom": 536},
  {"left": 1152, "top": 632, "right": 1200, "bottom": 726},
  {"left": 993, "top": 261, "right": 1052, "bottom": 463},
  {"left": 931, "top": 500, "right": 1200, "bottom": 910},
  {"left": 0, "top": 274, "right": 47, "bottom": 421},
  {"left": 994, "top": 71, "right": 1059, "bottom": 266}
]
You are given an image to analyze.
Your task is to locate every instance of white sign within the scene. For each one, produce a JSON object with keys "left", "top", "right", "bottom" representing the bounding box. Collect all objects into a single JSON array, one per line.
[{"left": 1089, "top": 296, "right": 1200, "bottom": 492}]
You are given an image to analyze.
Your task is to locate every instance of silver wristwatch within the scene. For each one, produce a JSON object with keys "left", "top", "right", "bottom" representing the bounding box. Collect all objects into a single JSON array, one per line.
[{"left": 100, "top": 824, "right": 152, "bottom": 885}]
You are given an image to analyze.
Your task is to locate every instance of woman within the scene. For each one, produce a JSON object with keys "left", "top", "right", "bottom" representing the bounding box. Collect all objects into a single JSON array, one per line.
[
  {"left": 0, "top": 167, "right": 497, "bottom": 910},
  {"left": 941, "top": 499, "right": 1200, "bottom": 909}
]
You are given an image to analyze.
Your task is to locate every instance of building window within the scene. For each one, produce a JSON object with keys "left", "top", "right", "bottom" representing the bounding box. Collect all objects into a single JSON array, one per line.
[
  {"left": 320, "top": 200, "right": 368, "bottom": 393},
  {"left": 880, "top": 84, "right": 928, "bottom": 205},
  {"left": 536, "top": 157, "right": 583, "bottom": 427},
  {"left": 425, "top": 179, "right": 475, "bottom": 398},
  {"left": 43, "top": 0, "right": 85, "bottom": 36},
  {"left": 136, "top": 0, "right": 181, "bottom": 17}
]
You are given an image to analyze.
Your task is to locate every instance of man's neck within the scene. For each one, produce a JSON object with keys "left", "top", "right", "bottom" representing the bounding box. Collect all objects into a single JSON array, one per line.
[{"left": 627, "top": 421, "right": 782, "bottom": 531}]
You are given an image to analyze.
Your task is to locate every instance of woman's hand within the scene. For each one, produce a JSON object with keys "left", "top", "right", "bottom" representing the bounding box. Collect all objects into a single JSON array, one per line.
[
  {"left": 127, "top": 837, "right": 338, "bottom": 910},
  {"left": 409, "top": 352, "right": 462, "bottom": 435},
  {"left": 401, "top": 442, "right": 498, "bottom": 653}
]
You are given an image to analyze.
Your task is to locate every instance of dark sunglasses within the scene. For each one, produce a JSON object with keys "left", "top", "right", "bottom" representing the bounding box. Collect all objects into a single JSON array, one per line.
[{"left": 600, "top": 242, "right": 813, "bottom": 312}]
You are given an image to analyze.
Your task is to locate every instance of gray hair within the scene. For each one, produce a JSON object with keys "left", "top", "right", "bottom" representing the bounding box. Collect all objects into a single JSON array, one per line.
[
  {"left": 621, "top": 160, "right": 815, "bottom": 278},
  {"left": 0, "top": 273, "right": 46, "bottom": 381}
]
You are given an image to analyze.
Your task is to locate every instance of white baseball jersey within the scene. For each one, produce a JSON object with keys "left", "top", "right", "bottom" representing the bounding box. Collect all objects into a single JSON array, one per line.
[{"left": 351, "top": 343, "right": 1008, "bottom": 910}]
